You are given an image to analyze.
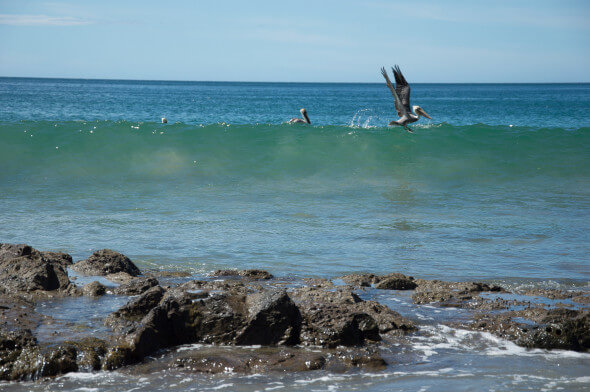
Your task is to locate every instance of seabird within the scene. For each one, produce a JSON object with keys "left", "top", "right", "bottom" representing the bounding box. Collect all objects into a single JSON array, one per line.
[
  {"left": 288, "top": 108, "right": 311, "bottom": 124},
  {"left": 381, "top": 66, "right": 431, "bottom": 132}
]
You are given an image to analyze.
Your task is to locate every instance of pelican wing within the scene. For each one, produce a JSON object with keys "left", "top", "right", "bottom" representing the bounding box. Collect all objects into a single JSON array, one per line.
[
  {"left": 381, "top": 67, "right": 406, "bottom": 116},
  {"left": 392, "top": 65, "right": 411, "bottom": 113}
]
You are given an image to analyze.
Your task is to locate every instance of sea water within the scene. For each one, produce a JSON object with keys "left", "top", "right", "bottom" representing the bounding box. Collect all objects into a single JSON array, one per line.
[{"left": 0, "top": 78, "right": 589, "bottom": 391}]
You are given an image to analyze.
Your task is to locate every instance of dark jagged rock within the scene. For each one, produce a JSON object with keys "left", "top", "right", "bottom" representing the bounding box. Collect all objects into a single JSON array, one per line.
[
  {"left": 38, "top": 345, "right": 78, "bottom": 377},
  {"left": 0, "top": 244, "right": 34, "bottom": 261},
  {"left": 148, "top": 270, "right": 192, "bottom": 279},
  {"left": 113, "top": 277, "right": 159, "bottom": 295},
  {"left": 464, "top": 308, "right": 589, "bottom": 352},
  {"left": 412, "top": 279, "right": 504, "bottom": 305},
  {"left": 0, "top": 330, "right": 90, "bottom": 380},
  {"left": 333, "top": 347, "right": 388, "bottom": 371},
  {"left": 177, "top": 279, "right": 251, "bottom": 297},
  {"left": 340, "top": 272, "right": 417, "bottom": 290},
  {"left": 168, "top": 346, "right": 385, "bottom": 374},
  {"left": 71, "top": 249, "right": 141, "bottom": 277},
  {"left": 352, "top": 300, "right": 416, "bottom": 335},
  {"left": 340, "top": 273, "right": 378, "bottom": 287},
  {"left": 182, "top": 292, "right": 247, "bottom": 345},
  {"left": 107, "top": 286, "right": 166, "bottom": 323},
  {"left": 517, "top": 288, "right": 590, "bottom": 304},
  {"left": 82, "top": 281, "right": 106, "bottom": 297},
  {"left": 0, "top": 244, "right": 74, "bottom": 294},
  {"left": 211, "top": 269, "right": 274, "bottom": 280},
  {"left": 239, "top": 269, "right": 274, "bottom": 280},
  {"left": 302, "top": 278, "right": 334, "bottom": 288},
  {"left": 374, "top": 273, "right": 417, "bottom": 290},
  {"left": 40, "top": 252, "right": 73, "bottom": 268},
  {"left": 108, "top": 289, "right": 246, "bottom": 361},
  {"left": 235, "top": 289, "right": 301, "bottom": 345},
  {"left": 102, "top": 345, "right": 134, "bottom": 370},
  {"left": 292, "top": 287, "right": 413, "bottom": 347},
  {"left": 66, "top": 337, "right": 108, "bottom": 371},
  {"left": 0, "top": 329, "right": 38, "bottom": 380}
]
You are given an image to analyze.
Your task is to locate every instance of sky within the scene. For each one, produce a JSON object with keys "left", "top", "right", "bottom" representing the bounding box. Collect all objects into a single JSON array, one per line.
[{"left": 0, "top": 0, "right": 589, "bottom": 82}]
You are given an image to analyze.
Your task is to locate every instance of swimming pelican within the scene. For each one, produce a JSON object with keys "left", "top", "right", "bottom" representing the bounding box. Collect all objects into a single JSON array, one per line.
[
  {"left": 381, "top": 66, "right": 431, "bottom": 132},
  {"left": 288, "top": 108, "right": 311, "bottom": 124}
]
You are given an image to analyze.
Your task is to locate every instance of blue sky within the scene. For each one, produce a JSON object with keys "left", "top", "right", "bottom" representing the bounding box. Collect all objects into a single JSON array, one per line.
[{"left": 0, "top": 0, "right": 588, "bottom": 82}]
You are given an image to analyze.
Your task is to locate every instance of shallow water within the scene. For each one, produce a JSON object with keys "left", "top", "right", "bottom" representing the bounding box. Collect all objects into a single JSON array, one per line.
[{"left": 0, "top": 78, "right": 589, "bottom": 391}]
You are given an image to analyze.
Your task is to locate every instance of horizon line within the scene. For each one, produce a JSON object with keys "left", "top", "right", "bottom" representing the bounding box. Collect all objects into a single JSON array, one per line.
[{"left": 1, "top": 75, "right": 589, "bottom": 85}]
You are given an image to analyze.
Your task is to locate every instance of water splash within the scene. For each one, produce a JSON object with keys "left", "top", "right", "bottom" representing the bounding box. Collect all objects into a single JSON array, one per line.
[{"left": 349, "top": 109, "right": 378, "bottom": 128}]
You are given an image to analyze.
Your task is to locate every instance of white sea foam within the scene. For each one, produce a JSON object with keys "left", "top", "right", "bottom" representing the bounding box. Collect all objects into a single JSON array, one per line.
[
  {"left": 411, "top": 325, "right": 590, "bottom": 360},
  {"left": 294, "top": 375, "right": 347, "bottom": 384},
  {"left": 59, "top": 371, "right": 112, "bottom": 380},
  {"left": 211, "top": 384, "right": 234, "bottom": 390},
  {"left": 264, "top": 385, "right": 285, "bottom": 391},
  {"left": 176, "top": 343, "right": 205, "bottom": 352}
]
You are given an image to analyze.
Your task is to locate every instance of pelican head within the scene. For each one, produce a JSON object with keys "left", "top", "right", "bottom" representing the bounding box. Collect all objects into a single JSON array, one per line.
[
  {"left": 413, "top": 105, "right": 432, "bottom": 120},
  {"left": 300, "top": 108, "right": 311, "bottom": 124}
]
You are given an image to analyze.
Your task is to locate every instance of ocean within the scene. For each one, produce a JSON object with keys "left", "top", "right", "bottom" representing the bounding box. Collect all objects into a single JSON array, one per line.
[{"left": 0, "top": 77, "right": 589, "bottom": 391}]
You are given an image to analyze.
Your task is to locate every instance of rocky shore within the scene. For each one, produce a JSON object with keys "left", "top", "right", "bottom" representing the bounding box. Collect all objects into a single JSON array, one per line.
[{"left": 0, "top": 243, "right": 588, "bottom": 381}]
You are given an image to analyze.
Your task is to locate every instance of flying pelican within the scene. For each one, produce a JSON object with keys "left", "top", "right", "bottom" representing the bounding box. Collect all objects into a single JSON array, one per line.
[
  {"left": 381, "top": 66, "right": 431, "bottom": 132},
  {"left": 288, "top": 108, "right": 311, "bottom": 124}
]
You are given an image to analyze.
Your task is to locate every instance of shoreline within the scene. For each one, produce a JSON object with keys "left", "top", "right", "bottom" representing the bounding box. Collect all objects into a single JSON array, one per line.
[{"left": 1, "top": 243, "right": 588, "bottom": 384}]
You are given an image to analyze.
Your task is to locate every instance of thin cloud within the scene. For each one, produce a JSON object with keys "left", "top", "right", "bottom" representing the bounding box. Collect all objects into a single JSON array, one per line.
[{"left": 0, "top": 14, "right": 93, "bottom": 26}]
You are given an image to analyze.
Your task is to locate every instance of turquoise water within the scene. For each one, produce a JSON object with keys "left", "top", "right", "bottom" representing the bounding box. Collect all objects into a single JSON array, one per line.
[{"left": 1, "top": 78, "right": 589, "bottom": 281}]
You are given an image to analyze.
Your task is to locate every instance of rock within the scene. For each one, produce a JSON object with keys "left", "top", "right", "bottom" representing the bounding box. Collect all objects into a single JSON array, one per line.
[
  {"left": 113, "top": 277, "right": 159, "bottom": 295},
  {"left": 0, "top": 244, "right": 33, "bottom": 261},
  {"left": 148, "top": 270, "right": 192, "bottom": 279},
  {"left": 352, "top": 301, "right": 415, "bottom": 335},
  {"left": 210, "top": 269, "right": 240, "bottom": 277},
  {"left": 291, "top": 287, "right": 409, "bottom": 347},
  {"left": 71, "top": 250, "right": 140, "bottom": 277},
  {"left": 0, "top": 329, "right": 38, "bottom": 380},
  {"left": 333, "top": 348, "right": 387, "bottom": 371},
  {"left": 66, "top": 338, "right": 108, "bottom": 371},
  {"left": 108, "top": 286, "right": 165, "bottom": 322},
  {"left": 102, "top": 345, "right": 134, "bottom": 370},
  {"left": 125, "top": 298, "right": 182, "bottom": 359},
  {"left": 302, "top": 278, "right": 334, "bottom": 288},
  {"left": 211, "top": 269, "right": 273, "bottom": 280},
  {"left": 183, "top": 292, "right": 247, "bottom": 345},
  {"left": 239, "top": 269, "right": 273, "bottom": 280},
  {"left": 412, "top": 279, "right": 504, "bottom": 305},
  {"left": 340, "top": 273, "right": 377, "bottom": 287},
  {"left": 0, "top": 244, "right": 73, "bottom": 293},
  {"left": 518, "top": 288, "right": 589, "bottom": 302},
  {"left": 104, "top": 272, "right": 136, "bottom": 284},
  {"left": 0, "top": 329, "right": 85, "bottom": 380},
  {"left": 236, "top": 290, "right": 301, "bottom": 345},
  {"left": 38, "top": 345, "right": 78, "bottom": 377},
  {"left": 82, "top": 281, "right": 106, "bottom": 297},
  {"left": 168, "top": 346, "right": 384, "bottom": 374},
  {"left": 40, "top": 252, "right": 73, "bottom": 268},
  {"left": 464, "top": 308, "right": 589, "bottom": 352},
  {"left": 374, "top": 273, "right": 417, "bottom": 290}
]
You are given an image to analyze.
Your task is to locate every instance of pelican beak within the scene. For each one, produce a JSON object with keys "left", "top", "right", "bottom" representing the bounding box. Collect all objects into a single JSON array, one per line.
[{"left": 418, "top": 108, "right": 432, "bottom": 120}]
